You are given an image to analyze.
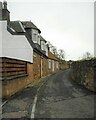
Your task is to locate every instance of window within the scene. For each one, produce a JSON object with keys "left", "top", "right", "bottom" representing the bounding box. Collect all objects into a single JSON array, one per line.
[
  {"left": 37, "top": 34, "right": 40, "bottom": 45},
  {"left": 52, "top": 60, "right": 54, "bottom": 71},
  {"left": 41, "top": 41, "right": 45, "bottom": 51},
  {"left": 43, "top": 43, "right": 45, "bottom": 51},
  {"left": 56, "top": 62, "right": 58, "bottom": 69},
  {"left": 48, "top": 60, "right": 51, "bottom": 69},
  {"left": 32, "top": 29, "right": 38, "bottom": 43},
  {"left": 33, "top": 33, "right": 37, "bottom": 42}
]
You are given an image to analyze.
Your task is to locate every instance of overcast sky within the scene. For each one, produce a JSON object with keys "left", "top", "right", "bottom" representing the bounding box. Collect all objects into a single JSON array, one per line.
[{"left": 4, "top": 0, "right": 94, "bottom": 60}]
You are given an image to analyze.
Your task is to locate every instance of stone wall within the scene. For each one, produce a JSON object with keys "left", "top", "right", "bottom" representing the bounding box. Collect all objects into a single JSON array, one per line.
[
  {"left": 33, "top": 52, "right": 41, "bottom": 80},
  {"left": 70, "top": 58, "right": 96, "bottom": 92},
  {"left": 33, "top": 51, "right": 60, "bottom": 80},
  {"left": 59, "top": 61, "right": 69, "bottom": 70},
  {"left": 47, "top": 59, "right": 60, "bottom": 74},
  {"left": 42, "top": 57, "right": 48, "bottom": 77}
]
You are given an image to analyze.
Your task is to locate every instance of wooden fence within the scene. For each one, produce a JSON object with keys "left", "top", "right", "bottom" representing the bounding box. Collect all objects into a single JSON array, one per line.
[{"left": 0, "top": 57, "right": 27, "bottom": 80}]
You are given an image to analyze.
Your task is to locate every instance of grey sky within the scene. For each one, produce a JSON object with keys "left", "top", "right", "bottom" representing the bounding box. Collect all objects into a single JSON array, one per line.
[{"left": 4, "top": 0, "right": 94, "bottom": 60}]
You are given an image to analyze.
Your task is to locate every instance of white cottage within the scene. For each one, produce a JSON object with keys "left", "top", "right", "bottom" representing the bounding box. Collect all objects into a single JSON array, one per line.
[{"left": 0, "top": 2, "right": 33, "bottom": 63}]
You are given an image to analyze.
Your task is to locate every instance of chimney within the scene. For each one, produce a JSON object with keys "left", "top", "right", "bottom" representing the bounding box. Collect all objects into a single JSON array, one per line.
[
  {"left": 0, "top": 1, "right": 10, "bottom": 24},
  {"left": 0, "top": 2, "right": 2, "bottom": 9},
  {"left": 3, "top": 1, "right": 7, "bottom": 9},
  {"left": 0, "top": 2, "right": 2, "bottom": 20}
]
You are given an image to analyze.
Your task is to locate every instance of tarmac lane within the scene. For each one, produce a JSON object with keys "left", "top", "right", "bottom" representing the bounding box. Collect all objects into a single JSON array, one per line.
[{"left": 34, "top": 69, "right": 95, "bottom": 119}]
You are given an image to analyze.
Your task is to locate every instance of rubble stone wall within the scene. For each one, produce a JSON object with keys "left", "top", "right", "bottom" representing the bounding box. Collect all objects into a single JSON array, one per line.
[{"left": 70, "top": 59, "right": 96, "bottom": 92}]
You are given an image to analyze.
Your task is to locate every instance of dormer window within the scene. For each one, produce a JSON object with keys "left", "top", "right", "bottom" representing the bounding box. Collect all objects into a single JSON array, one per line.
[
  {"left": 41, "top": 41, "right": 45, "bottom": 51},
  {"left": 33, "top": 33, "right": 37, "bottom": 42},
  {"left": 37, "top": 34, "right": 40, "bottom": 45},
  {"left": 32, "top": 29, "right": 40, "bottom": 44}
]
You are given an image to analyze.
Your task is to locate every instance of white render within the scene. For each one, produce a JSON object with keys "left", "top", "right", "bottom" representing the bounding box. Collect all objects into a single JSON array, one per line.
[
  {"left": 0, "top": 21, "right": 2, "bottom": 57},
  {"left": 0, "top": 21, "right": 33, "bottom": 63}
]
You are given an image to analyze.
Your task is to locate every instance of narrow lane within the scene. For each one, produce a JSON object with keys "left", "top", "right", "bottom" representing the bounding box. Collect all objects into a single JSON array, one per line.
[{"left": 34, "top": 69, "right": 95, "bottom": 118}]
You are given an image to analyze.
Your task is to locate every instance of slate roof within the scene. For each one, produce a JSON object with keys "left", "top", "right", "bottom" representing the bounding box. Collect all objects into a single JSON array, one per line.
[
  {"left": 40, "top": 35, "right": 47, "bottom": 43},
  {"left": 9, "top": 21, "right": 26, "bottom": 33},
  {"left": 22, "top": 21, "right": 41, "bottom": 33}
]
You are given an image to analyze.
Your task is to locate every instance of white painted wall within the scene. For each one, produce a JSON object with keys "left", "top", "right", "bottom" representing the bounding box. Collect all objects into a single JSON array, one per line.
[
  {"left": 0, "top": 22, "right": 2, "bottom": 57},
  {"left": 0, "top": 21, "right": 33, "bottom": 63}
]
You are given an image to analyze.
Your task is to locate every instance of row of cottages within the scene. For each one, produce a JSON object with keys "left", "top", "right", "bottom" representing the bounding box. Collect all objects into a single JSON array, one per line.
[{"left": 0, "top": 1, "right": 64, "bottom": 98}]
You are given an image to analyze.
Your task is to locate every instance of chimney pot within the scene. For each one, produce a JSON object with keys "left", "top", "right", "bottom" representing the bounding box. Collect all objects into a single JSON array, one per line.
[{"left": 3, "top": 0, "right": 7, "bottom": 9}]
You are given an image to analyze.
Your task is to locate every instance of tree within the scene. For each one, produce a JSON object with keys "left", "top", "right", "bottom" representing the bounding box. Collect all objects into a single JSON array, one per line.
[
  {"left": 58, "top": 49, "right": 65, "bottom": 60},
  {"left": 82, "top": 52, "right": 92, "bottom": 60},
  {"left": 52, "top": 46, "right": 58, "bottom": 56},
  {"left": 47, "top": 42, "right": 58, "bottom": 56}
]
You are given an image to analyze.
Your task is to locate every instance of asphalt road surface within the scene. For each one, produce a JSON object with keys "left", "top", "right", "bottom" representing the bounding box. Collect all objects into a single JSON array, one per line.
[
  {"left": 2, "top": 69, "right": 95, "bottom": 119},
  {"left": 34, "top": 69, "right": 95, "bottom": 118}
]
